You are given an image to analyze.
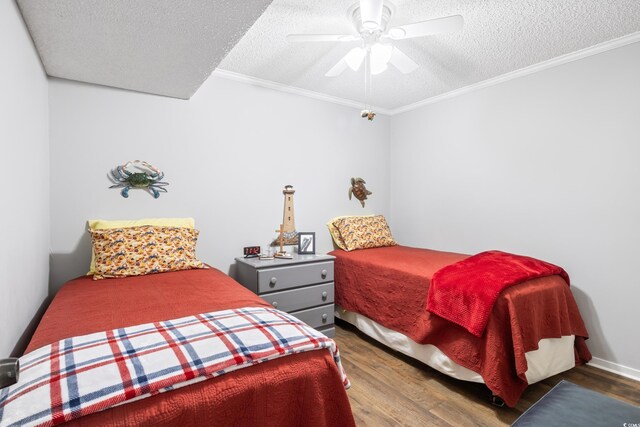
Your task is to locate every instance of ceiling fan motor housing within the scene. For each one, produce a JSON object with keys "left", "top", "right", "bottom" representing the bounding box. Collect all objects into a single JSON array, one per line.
[{"left": 348, "top": 1, "right": 395, "bottom": 36}]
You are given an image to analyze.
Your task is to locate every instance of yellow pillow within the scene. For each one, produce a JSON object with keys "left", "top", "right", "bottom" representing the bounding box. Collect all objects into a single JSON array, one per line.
[
  {"left": 332, "top": 215, "right": 397, "bottom": 251},
  {"left": 87, "top": 218, "right": 195, "bottom": 275},
  {"left": 90, "top": 225, "right": 204, "bottom": 280}
]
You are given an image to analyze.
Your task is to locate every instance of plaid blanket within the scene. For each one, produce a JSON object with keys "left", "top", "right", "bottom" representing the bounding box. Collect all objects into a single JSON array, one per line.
[{"left": 0, "top": 307, "right": 349, "bottom": 427}]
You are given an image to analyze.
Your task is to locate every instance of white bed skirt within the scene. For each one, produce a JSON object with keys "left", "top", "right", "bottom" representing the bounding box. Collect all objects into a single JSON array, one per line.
[{"left": 335, "top": 306, "right": 576, "bottom": 385}]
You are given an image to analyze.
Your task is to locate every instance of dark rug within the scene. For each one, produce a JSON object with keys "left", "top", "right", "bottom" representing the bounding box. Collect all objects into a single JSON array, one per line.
[{"left": 511, "top": 380, "right": 640, "bottom": 427}]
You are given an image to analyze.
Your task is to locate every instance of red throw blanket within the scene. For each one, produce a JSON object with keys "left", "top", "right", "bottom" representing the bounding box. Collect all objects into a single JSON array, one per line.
[{"left": 427, "top": 250, "right": 570, "bottom": 337}]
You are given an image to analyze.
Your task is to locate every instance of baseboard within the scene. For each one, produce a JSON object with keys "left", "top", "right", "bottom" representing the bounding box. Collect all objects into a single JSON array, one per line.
[
  {"left": 10, "top": 297, "right": 50, "bottom": 357},
  {"left": 588, "top": 357, "right": 640, "bottom": 382}
]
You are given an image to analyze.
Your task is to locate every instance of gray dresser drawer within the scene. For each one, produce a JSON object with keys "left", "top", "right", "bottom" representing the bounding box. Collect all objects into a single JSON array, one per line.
[
  {"left": 264, "top": 283, "right": 334, "bottom": 313},
  {"left": 235, "top": 254, "right": 335, "bottom": 333},
  {"left": 290, "top": 304, "right": 334, "bottom": 329},
  {"left": 257, "top": 261, "right": 334, "bottom": 293},
  {"left": 316, "top": 326, "right": 335, "bottom": 338}
]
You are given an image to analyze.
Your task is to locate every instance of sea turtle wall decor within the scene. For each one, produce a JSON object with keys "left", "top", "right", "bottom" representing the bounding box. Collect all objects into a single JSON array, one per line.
[
  {"left": 349, "top": 177, "right": 372, "bottom": 208},
  {"left": 361, "top": 110, "right": 376, "bottom": 121},
  {"left": 109, "top": 160, "right": 169, "bottom": 198}
]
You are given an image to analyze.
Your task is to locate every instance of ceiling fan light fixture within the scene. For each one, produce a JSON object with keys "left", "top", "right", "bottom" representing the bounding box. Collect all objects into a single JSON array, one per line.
[
  {"left": 370, "top": 63, "right": 388, "bottom": 75},
  {"left": 370, "top": 43, "right": 393, "bottom": 74},
  {"left": 345, "top": 47, "right": 366, "bottom": 71}
]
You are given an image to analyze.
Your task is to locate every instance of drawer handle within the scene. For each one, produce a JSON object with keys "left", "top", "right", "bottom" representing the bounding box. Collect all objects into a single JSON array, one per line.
[
  {"left": 321, "top": 291, "right": 328, "bottom": 300},
  {"left": 272, "top": 301, "right": 278, "bottom": 308},
  {"left": 321, "top": 269, "right": 327, "bottom": 279},
  {"left": 269, "top": 277, "right": 277, "bottom": 287},
  {"left": 322, "top": 313, "right": 328, "bottom": 322}
]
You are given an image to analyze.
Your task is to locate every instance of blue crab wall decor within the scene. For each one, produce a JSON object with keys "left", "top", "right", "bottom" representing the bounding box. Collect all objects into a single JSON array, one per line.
[{"left": 109, "top": 160, "right": 169, "bottom": 198}]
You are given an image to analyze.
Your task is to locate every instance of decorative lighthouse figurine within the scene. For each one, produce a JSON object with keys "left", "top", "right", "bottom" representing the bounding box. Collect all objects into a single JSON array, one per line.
[{"left": 272, "top": 185, "right": 298, "bottom": 258}]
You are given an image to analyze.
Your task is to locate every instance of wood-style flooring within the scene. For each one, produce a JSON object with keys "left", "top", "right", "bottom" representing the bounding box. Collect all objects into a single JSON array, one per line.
[{"left": 333, "top": 320, "right": 640, "bottom": 426}]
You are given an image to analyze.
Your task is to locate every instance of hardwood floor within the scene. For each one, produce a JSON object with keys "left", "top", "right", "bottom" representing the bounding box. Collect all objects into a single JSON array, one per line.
[{"left": 333, "top": 321, "right": 640, "bottom": 426}]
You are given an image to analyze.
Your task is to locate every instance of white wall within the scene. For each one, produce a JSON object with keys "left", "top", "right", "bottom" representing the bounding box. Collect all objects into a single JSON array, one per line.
[
  {"left": 49, "top": 75, "right": 390, "bottom": 292},
  {"left": 28, "top": 9, "right": 640, "bottom": 377},
  {"left": 0, "top": 1, "right": 50, "bottom": 356},
  {"left": 390, "top": 41, "right": 640, "bottom": 376}
]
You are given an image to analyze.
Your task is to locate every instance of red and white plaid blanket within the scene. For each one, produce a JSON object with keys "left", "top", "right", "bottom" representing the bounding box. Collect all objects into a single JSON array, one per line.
[{"left": 0, "top": 307, "right": 349, "bottom": 427}]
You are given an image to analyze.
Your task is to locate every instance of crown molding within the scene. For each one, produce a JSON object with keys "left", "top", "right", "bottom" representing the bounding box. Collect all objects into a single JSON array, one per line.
[
  {"left": 389, "top": 31, "right": 640, "bottom": 115},
  {"left": 212, "top": 69, "right": 393, "bottom": 116},
  {"left": 214, "top": 32, "right": 640, "bottom": 117}
]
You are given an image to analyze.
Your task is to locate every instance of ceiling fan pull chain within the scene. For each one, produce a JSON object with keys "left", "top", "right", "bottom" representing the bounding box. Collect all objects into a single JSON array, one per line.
[{"left": 365, "top": 49, "right": 371, "bottom": 110}]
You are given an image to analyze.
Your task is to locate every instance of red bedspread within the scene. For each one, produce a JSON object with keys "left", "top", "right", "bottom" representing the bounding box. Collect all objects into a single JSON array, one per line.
[
  {"left": 428, "top": 250, "right": 570, "bottom": 337},
  {"left": 27, "top": 268, "right": 355, "bottom": 427},
  {"left": 330, "top": 246, "right": 591, "bottom": 407}
]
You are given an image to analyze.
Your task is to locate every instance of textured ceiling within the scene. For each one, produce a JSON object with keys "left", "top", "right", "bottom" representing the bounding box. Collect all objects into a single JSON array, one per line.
[
  {"left": 219, "top": 0, "right": 640, "bottom": 110},
  {"left": 17, "top": 0, "right": 273, "bottom": 99}
]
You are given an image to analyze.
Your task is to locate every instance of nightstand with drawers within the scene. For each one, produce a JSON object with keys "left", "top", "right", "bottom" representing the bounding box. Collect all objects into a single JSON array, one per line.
[{"left": 234, "top": 254, "right": 336, "bottom": 337}]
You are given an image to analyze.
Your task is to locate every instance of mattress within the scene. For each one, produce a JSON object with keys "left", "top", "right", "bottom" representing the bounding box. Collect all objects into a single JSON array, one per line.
[
  {"left": 329, "top": 245, "right": 591, "bottom": 406},
  {"left": 25, "top": 268, "right": 355, "bottom": 426},
  {"left": 336, "top": 307, "right": 576, "bottom": 385}
]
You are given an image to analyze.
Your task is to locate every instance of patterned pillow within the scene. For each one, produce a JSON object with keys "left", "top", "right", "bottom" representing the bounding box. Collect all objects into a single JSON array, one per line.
[
  {"left": 87, "top": 218, "right": 196, "bottom": 275},
  {"left": 90, "top": 225, "right": 205, "bottom": 280},
  {"left": 327, "top": 215, "right": 376, "bottom": 250},
  {"left": 327, "top": 219, "right": 349, "bottom": 250},
  {"left": 332, "top": 215, "right": 397, "bottom": 251}
]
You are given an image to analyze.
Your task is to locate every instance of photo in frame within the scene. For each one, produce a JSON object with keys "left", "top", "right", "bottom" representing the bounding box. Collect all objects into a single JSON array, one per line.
[{"left": 297, "top": 232, "right": 316, "bottom": 255}]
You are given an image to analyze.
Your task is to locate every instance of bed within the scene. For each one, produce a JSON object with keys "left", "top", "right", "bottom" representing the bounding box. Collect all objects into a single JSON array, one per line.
[
  {"left": 3, "top": 267, "right": 355, "bottom": 426},
  {"left": 329, "top": 245, "right": 591, "bottom": 407}
]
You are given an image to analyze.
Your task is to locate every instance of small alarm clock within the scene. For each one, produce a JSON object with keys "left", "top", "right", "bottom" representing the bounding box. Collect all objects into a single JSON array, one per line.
[{"left": 243, "top": 246, "right": 261, "bottom": 258}]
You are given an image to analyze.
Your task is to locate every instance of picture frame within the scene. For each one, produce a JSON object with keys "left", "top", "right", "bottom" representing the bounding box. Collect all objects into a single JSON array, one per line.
[{"left": 297, "top": 232, "right": 316, "bottom": 255}]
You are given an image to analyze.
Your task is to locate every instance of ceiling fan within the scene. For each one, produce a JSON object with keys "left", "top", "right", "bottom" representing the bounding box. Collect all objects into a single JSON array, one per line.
[{"left": 286, "top": 0, "right": 464, "bottom": 77}]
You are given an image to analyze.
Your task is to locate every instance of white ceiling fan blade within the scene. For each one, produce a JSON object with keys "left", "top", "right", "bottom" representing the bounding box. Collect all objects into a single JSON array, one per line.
[
  {"left": 388, "top": 15, "right": 463, "bottom": 40},
  {"left": 360, "top": 0, "right": 384, "bottom": 30},
  {"left": 325, "top": 58, "right": 349, "bottom": 77},
  {"left": 389, "top": 47, "right": 418, "bottom": 74},
  {"left": 326, "top": 47, "right": 365, "bottom": 77},
  {"left": 286, "top": 34, "right": 359, "bottom": 42}
]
